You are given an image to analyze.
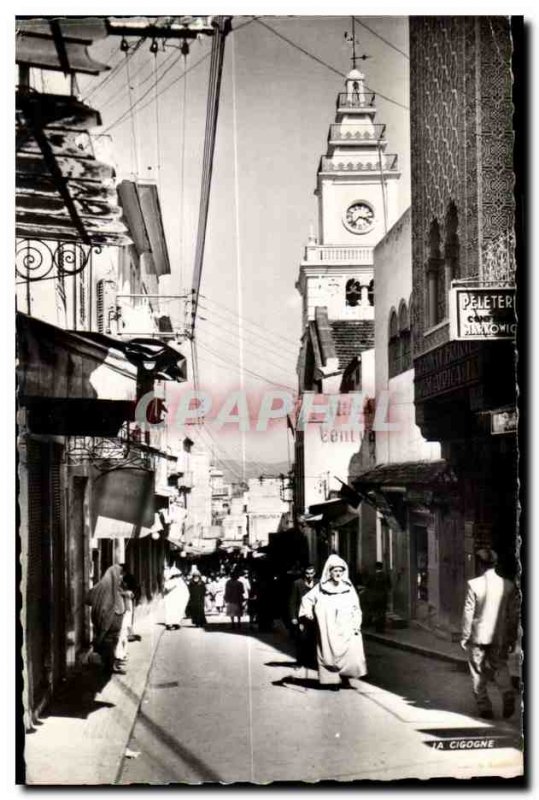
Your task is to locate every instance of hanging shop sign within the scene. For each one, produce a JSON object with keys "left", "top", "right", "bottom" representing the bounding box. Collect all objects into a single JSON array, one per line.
[
  {"left": 91, "top": 467, "right": 155, "bottom": 537},
  {"left": 491, "top": 408, "right": 517, "bottom": 435},
  {"left": 449, "top": 286, "right": 516, "bottom": 341}
]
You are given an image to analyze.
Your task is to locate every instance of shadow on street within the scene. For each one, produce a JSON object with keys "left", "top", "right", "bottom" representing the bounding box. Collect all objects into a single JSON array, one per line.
[
  {"left": 361, "top": 642, "right": 522, "bottom": 732},
  {"left": 37, "top": 666, "right": 114, "bottom": 721}
]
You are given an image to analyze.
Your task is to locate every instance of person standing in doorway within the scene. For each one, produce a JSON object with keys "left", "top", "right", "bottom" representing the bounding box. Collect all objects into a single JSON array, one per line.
[
  {"left": 299, "top": 555, "right": 367, "bottom": 690},
  {"left": 366, "top": 562, "right": 391, "bottom": 632},
  {"left": 460, "top": 548, "right": 519, "bottom": 719}
]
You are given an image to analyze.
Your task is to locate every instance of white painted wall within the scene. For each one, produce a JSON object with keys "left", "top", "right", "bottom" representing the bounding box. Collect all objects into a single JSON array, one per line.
[{"left": 373, "top": 208, "right": 441, "bottom": 465}]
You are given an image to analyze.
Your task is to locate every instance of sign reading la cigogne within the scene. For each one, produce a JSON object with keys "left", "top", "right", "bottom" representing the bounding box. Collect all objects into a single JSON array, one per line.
[{"left": 449, "top": 286, "right": 516, "bottom": 340}]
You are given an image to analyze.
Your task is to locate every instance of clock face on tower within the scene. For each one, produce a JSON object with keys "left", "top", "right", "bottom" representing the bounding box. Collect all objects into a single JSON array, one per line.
[{"left": 343, "top": 201, "right": 375, "bottom": 234}]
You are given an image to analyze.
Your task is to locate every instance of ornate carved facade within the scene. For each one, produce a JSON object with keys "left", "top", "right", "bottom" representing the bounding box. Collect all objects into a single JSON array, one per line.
[{"left": 410, "top": 17, "right": 515, "bottom": 352}]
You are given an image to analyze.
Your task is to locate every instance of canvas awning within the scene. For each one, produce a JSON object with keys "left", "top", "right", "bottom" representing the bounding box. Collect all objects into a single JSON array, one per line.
[
  {"left": 307, "top": 498, "right": 359, "bottom": 528},
  {"left": 92, "top": 467, "right": 155, "bottom": 538},
  {"left": 17, "top": 313, "right": 186, "bottom": 435}
]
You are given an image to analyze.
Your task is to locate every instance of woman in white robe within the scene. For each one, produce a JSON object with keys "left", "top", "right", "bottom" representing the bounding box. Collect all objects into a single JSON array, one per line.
[
  {"left": 299, "top": 554, "right": 367, "bottom": 689},
  {"left": 164, "top": 567, "right": 190, "bottom": 630}
]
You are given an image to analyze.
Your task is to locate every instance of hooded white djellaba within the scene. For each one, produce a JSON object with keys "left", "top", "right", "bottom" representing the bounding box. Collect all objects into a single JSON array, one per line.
[
  {"left": 163, "top": 566, "right": 190, "bottom": 628},
  {"left": 299, "top": 554, "right": 367, "bottom": 685}
]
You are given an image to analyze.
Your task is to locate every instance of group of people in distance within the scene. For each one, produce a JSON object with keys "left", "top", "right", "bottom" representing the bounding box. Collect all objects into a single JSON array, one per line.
[{"left": 163, "top": 565, "right": 252, "bottom": 631}]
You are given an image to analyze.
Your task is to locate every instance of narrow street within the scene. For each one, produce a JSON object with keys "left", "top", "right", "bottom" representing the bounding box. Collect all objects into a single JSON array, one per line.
[{"left": 118, "top": 617, "right": 522, "bottom": 784}]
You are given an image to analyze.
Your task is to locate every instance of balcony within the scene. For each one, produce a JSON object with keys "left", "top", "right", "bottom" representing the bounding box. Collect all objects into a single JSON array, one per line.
[
  {"left": 337, "top": 92, "right": 376, "bottom": 110},
  {"left": 319, "top": 154, "right": 399, "bottom": 173},
  {"left": 329, "top": 123, "right": 386, "bottom": 143},
  {"left": 303, "top": 244, "right": 373, "bottom": 265},
  {"left": 115, "top": 293, "right": 189, "bottom": 339}
]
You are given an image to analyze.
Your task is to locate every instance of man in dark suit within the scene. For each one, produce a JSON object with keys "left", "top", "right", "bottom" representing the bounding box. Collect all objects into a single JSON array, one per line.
[
  {"left": 289, "top": 566, "right": 317, "bottom": 668},
  {"left": 460, "top": 548, "right": 519, "bottom": 719}
]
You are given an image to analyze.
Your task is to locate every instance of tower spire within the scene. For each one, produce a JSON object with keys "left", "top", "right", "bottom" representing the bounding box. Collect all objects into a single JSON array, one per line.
[
  {"left": 344, "top": 17, "right": 371, "bottom": 71},
  {"left": 351, "top": 16, "right": 358, "bottom": 70}
]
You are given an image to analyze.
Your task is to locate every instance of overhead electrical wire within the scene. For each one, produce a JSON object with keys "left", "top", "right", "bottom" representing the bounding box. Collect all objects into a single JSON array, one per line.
[
  {"left": 352, "top": 17, "right": 409, "bottom": 60},
  {"left": 197, "top": 413, "right": 275, "bottom": 482},
  {"left": 255, "top": 18, "right": 409, "bottom": 111},
  {"left": 197, "top": 305, "right": 300, "bottom": 361},
  {"left": 198, "top": 335, "right": 297, "bottom": 389},
  {"left": 82, "top": 41, "right": 137, "bottom": 103},
  {"left": 197, "top": 335, "right": 297, "bottom": 388},
  {"left": 197, "top": 340, "right": 296, "bottom": 391},
  {"left": 95, "top": 39, "right": 175, "bottom": 111},
  {"left": 198, "top": 315, "right": 298, "bottom": 369},
  {"left": 197, "top": 341, "right": 297, "bottom": 393},
  {"left": 197, "top": 316, "right": 299, "bottom": 368},
  {"left": 125, "top": 48, "right": 141, "bottom": 176},
  {"left": 101, "top": 16, "right": 258, "bottom": 135},
  {"left": 203, "top": 433, "right": 246, "bottom": 480},
  {"left": 101, "top": 46, "right": 196, "bottom": 134},
  {"left": 199, "top": 294, "right": 300, "bottom": 347},
  {"left": 83, "top": 18, "right": 161, "bottom": 105},
  {"left": 196, "top": 422, "right": 246, "bottom": 481}
]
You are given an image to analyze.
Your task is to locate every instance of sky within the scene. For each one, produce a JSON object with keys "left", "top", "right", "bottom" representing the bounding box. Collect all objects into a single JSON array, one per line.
[{"left": 76, "top": 15, "right": 411, "bottom": 467}]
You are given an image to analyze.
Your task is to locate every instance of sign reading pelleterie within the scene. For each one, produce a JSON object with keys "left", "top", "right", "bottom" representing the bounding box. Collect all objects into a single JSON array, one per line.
[{"left": 449, "top": 286, "right": 516, "bottom": 341}]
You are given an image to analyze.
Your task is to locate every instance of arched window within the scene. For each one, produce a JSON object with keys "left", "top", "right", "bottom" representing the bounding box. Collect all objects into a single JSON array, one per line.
[
  {"left": 444, "top": 201, "right": 460, "bottom": 293},
  {"left": 367, "top": 279, "right": 374, "bottom": 306},
  {"left": 346, "top": 278, "right": 362, "bottom": 307},
  {"left": 388, "top": 301, "right": 412, "bottom": 377},
  {"left": 409, "top": 292, "right": 415, "bottom": 359},
  {"left": 426, "top": 219, "right": 443, "bottom": 328},
  {"left": 304, "top": 338, "right": 315, "bottom": 390},
  {"left": 398, "top": 300, "right": 411, "bottom": 371},
  {"left": 388, "top": 308, "right": 400, "bottom": 378}
]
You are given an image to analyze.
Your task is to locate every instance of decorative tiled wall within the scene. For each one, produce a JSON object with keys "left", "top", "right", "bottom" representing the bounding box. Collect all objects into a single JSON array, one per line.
[{"left": 410, "top": 17, "right": 515, "bottom": 355}]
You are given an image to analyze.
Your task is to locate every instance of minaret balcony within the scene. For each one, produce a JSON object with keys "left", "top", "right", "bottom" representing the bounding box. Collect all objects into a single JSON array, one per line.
[
  {"left": 329, "top": 123, "right": 386, "bottom": 145},
  {"left": 303, "top": 243, "right": 374, "bottom": 265},
  {"left": 337, "top": 92, "right": 376, "bottom": 111},
  {"left": 319, "top": 154, "right": 399, "bottom": 173}
]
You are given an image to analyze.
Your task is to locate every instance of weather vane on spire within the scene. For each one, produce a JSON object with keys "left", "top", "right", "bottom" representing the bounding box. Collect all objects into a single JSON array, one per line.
[{"left": 344, "top": 18, "right": 370, "bottom": 70}]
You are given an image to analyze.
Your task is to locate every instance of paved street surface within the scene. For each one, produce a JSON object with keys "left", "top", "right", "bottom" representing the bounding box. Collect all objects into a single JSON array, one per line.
[{"left": 118, "top": 618, "right": 523, "bottom": 785}]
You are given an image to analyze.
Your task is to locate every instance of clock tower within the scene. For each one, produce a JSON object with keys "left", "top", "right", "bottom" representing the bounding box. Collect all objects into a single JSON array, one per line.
[{"left": 297, "top": 66, "right": 401, "bottom": 328}]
